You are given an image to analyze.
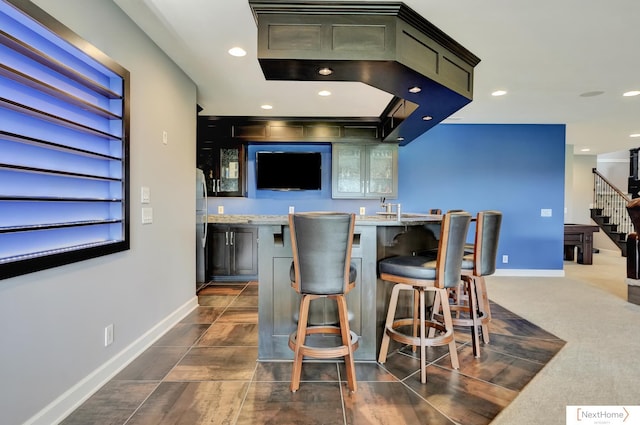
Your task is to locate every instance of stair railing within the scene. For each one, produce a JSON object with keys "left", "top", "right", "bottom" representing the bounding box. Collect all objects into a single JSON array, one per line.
[{"left": 592, "top": 168, "right": 633, "bottom": 235}]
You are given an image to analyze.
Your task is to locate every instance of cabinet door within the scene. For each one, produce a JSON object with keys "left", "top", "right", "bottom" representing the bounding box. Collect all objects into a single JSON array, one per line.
[
  {"left": 197, "top": 141, "right": 246, "bottom": 198},
  {"left": 209, "top": 225, "right": 230, "bottom": 276},
  {"left": 332, "top": 144, "right": 367, "bottom": 198},
  {"left": 217, "top": 146, "right": 244, "bottom": 196},
  {"left": 231, "top": 226, "right": 258, "bottom": 276},
  {"left": 364, "top": 144, "right": 397, "bottom": 198}
]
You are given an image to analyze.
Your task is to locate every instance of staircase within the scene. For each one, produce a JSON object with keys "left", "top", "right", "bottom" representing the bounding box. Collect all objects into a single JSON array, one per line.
[{"left": 591, "top": 168, "right": 632, "bottom": 256}]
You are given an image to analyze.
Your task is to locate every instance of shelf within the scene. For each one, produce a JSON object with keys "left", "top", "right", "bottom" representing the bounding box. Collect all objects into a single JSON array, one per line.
[
  {"left": 0, "top": 63, "right": 121, "bottom": 119},
  {"left": 0, "top": 28, "right": 121, "bottom": 99},
  {"left": 0, "top": 195, "right": 121, "bottom": 202},
  {"left": 0, "top": 131, "right": 121, "bottom": 160},
  {"left": 0, "top": 163, "right": 121, "bottom": 181},
  {"left": 0, "top": 97, "right": 121, "bottom": 140},
  {"left": 0, "top": 239, "right": 123, "bottom": 265},
  {"left": 0, "top": 218, "right": 122, "bottom": 234}
]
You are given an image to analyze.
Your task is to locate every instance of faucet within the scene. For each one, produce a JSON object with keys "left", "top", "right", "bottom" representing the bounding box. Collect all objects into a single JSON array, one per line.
[{"left": 380, "top": 198, "right": 402, "bottom": 220}]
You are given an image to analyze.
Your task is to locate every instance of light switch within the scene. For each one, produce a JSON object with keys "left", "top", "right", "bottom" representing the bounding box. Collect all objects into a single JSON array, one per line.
[
  {"left": 141, "top": 186, "right": 150, "bottom": 204},
  {"left": 142, "top": 207, "right": 153, "bottom": 224}
]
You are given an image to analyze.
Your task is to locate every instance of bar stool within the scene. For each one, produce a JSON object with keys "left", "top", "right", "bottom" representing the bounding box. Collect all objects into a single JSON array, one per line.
[
  {"left": 288, "top": 212, "right": 359, "bottom": 392},
  {"left": 435, "top": 210, "right": 502, "bottom": 357},
  {"left": 378, "top": 211, "right": 471, "bottom": 383}
]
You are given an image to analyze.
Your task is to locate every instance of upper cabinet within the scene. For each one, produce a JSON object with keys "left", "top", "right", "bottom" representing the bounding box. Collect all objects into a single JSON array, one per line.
[
  {"left": 332, "top": 143, "right": 398, "bottom": 199},
  {"left": 197, "top": 118, "right": 246, "bottom": 197}
]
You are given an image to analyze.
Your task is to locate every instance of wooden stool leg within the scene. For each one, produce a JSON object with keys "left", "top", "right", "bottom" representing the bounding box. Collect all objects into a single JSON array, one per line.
[
  {"left": 412, "top": 289, "right": 419, "bottom": 352},
  {"left": 378, "top": 283, "right": 402, "bottom": 363},
  {"left": 290, "top": 294, "right": 312, "bottom": 392},
  {"left": 438, "top": 288, "right": 459, "bottom": 370},
  {"left": 419, "top": 288, "right": 427, "bottom": 384},
  {"left": 336, "top": 295, "right": 357, "bottom": 392},
  {"left": 477, "top": 276, "right": 491, "bottom": 343},
  {"left": 465, "top": 277, "right": 481, "bottom": 357}
]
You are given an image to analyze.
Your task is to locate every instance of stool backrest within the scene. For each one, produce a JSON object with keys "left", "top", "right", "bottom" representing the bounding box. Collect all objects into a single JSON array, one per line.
[
  {"left": 289, "top": 212, "right": 356, "bottom": 295},
  {"left": 474, "top": 210, "right": 502, "bottom": 276},
  {"left": 437, "top": 211, "right": 472, "bottom": 288}
]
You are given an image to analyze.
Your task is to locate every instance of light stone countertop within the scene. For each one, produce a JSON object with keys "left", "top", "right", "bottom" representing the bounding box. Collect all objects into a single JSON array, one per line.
[{"left": 207, "top": 213, "right": 442, "bottom": 226}]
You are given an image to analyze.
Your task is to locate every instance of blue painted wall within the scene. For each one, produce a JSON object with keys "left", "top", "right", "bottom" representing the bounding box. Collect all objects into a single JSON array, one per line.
[{"left": 212, "top": 123, "right": 566, "bottom": 271}]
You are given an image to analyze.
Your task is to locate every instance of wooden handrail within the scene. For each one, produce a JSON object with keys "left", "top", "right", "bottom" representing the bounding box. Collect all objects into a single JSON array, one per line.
[{"left": 592, "top": 168, "right": 631, "bottom": 202}]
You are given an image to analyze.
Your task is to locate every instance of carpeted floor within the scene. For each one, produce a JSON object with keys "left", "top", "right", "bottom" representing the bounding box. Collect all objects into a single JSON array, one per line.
[{"left": 488, "top": 249, "right": 640, "bottom": 425}]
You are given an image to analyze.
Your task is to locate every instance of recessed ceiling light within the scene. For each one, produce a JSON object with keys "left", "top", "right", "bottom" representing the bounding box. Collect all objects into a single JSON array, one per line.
[
  {"left": 623, "top": 91, "right": 640, "bottom": 97},
  {"left": 318, "top": 67, "right": 333, "bottom": 76},
  {"left": 491, "top": 90, "right": 507, "bottom": 97},
  {"left": 630, "top": 134, "right": 640, "bottom": 138},
  {"left": 260, "top": 104, "right": 273, "bottom": 110},
  {"left": 228, "top": 47, "right": 246, "bottom": 57},
  {"left": 397, "top": 137, "right": 405, "bottom": 142},
  {"left": 580, "top": 148, "right": 591, "bottom": 152},
  {"left": 579, "top": 91, "right": 604, "bottom": 97},
  {"left": 408, "top": 86, "right": 421, "bottom": 94},
  {"left": 318, "top": 90, "right": 331, "bottom": 97},
  {"left": 422, "top": 116, "right": 433, "bottom": 121}
]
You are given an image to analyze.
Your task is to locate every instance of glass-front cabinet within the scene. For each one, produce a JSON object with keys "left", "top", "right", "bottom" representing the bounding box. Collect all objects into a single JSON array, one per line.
[
  {"left": 197, "top": 116, "right": 246, "bottom": 197},
  {"left": 332, "top": 143, "right": 398, "bottom": 199}
]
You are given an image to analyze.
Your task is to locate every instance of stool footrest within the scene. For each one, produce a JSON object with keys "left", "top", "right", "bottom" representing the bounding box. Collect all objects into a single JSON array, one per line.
[
  {"left": 288, "top": 326, "right": 359, "bottom": 359},
  {"left": 385, "top": 318, "right": 454, "bottom": 347}
]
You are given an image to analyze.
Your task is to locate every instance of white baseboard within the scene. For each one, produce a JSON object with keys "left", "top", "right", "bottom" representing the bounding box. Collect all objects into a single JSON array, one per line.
[
  {"left": 493, "top": 269, "right": 565, "bottom": 277},
  {"left": 24, "top": 296, "right": 199, "bottom": 425}
]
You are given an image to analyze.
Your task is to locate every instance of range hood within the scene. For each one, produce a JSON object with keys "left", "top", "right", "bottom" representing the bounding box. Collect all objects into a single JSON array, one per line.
[{"left": 249, "top": 1, "right": 480, "bottom": 145}]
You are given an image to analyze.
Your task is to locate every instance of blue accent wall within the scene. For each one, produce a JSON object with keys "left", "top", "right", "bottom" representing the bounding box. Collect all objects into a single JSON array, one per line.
[{"left": 212, "top": 123, "right": 566, "bottom": 271}]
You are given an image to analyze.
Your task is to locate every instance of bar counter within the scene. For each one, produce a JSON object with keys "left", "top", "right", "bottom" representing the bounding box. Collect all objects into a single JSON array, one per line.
[{"left": 207, "top": 214, "right": 442, "bottom": 360}]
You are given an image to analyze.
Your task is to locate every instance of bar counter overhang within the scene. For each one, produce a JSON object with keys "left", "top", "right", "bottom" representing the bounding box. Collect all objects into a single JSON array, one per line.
[{"left": 209, "top": 213, "right": 443, "bottom": 360}]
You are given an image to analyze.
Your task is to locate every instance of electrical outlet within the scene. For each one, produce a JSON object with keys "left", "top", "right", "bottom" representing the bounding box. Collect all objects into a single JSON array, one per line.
[
  {"left": 289, "top": 206, "right": 295, "bottom": 214},
  {"left": 540, "top": 208, "right": 552, "bottom": 217},
  {"left": 218, "top": 205, "right": 224, "bottom": 214},
  {"left": 359, "top": 207, "right": 366, "bottom": 216},
  {"left": 502, "top": 255, "right": 509, "bottom": 264},
  {"left": 104, "top": 324, "right": 114, "bottom": 347},
  {"left": 162, "top": 130, "right": 168, "bottom": 145}
]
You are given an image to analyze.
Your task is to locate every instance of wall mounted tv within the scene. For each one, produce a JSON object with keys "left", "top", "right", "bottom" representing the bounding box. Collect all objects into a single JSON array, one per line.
[{"left": 256, "top": 151, "right": 322, "bottom": 190}]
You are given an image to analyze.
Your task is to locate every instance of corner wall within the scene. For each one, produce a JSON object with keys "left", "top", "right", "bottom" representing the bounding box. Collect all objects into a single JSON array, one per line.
[{"left": 0, "top": 1, "right": 197, "bottom": 424}]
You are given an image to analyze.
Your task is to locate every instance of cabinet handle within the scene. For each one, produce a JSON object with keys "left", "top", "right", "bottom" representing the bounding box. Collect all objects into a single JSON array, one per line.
[
  {"left": 216, "top": 179, "right": 221, "bottom": 192},
  {"left": 225, "top": 231, "right": 229, "bottom": 245},
  {"left": 230, "top": 231, "right": 234, "bottom": 246}
]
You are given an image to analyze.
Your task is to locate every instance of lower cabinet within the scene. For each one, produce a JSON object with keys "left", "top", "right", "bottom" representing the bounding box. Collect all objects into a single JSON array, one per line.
[{"left": 208, "top": 224, "right": 258, "bottom": 281}]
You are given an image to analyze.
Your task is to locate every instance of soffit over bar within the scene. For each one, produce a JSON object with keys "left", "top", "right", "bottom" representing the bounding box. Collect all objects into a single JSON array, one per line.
[{"left": 249, "top": 1, "right": 480, "bottom": 145}]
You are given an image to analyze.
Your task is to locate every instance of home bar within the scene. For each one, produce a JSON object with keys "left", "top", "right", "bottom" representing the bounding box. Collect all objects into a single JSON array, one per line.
[{"left": 209, "top": 214, "right": 443, "bottom": 360}]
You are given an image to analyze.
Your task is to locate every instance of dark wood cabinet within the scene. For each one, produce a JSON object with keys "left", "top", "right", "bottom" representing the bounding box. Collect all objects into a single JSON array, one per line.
[
  {"left": 197, "top": 117, "right": 246, "bottom": 197},
  {"left": 208, "top": 224, "right": 258, "bottom": 281}
]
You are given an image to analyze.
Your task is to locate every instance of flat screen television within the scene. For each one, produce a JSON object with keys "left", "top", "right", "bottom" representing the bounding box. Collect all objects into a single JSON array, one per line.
[{"left": 256, "top": 151, "right": 322, "bottom": 190}]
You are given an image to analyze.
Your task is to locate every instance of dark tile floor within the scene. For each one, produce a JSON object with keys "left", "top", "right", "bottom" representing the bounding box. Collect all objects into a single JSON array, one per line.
[{"left": 61, "top": 281, "right": 565, "bottom": 425}]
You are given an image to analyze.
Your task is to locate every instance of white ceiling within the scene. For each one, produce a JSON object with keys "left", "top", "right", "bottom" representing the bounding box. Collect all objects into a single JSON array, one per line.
[{"left": 114, "top": 0, "right": 640, "bottom": 156}]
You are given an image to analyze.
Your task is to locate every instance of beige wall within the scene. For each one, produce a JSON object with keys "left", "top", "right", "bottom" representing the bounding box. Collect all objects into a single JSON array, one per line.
[{"left": 0, "top": 1, "right": 197, "bottom": 424}]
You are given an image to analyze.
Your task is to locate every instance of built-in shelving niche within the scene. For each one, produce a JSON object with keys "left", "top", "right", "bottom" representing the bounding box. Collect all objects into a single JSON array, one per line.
[{"left": 0, "top": 0, "right": 130, "bottom": 280}]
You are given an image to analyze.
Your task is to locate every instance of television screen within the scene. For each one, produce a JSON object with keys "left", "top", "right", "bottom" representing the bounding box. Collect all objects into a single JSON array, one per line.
[{"left": 256, "top": 151, "right": 322, "bottom": 190}]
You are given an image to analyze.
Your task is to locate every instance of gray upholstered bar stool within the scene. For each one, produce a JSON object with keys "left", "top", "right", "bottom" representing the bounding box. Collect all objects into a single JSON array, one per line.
[
  {"left": 459, "top": 210, "right": 502, "bottom": 353},
  {"left": 378, "top": 211, "right": 471, "bottom": 384},
  {"left": 288, "top": 212, "right": 359, "bottom": 392},
  {"left": 435, "top": 210, "right": 502, "bottom": 357}
]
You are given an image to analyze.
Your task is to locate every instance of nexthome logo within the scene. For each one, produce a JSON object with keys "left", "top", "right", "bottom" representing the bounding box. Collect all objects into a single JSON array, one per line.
[{"left": 566, "top": 406, "right": 638, "bottom": 424}]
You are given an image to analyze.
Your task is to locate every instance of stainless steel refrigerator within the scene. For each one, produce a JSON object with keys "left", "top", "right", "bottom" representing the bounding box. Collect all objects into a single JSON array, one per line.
[{"left": 196, "top": 168, "right": 208, "bottom": 291}]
